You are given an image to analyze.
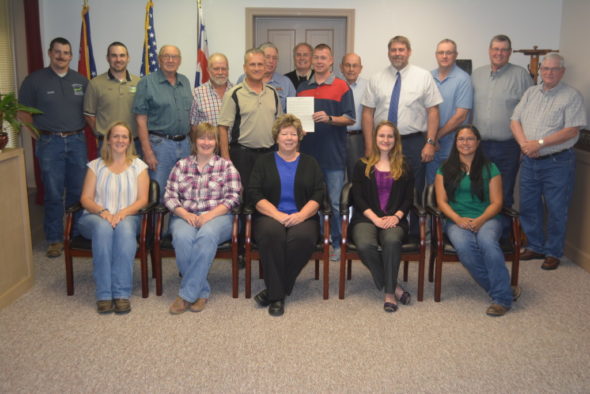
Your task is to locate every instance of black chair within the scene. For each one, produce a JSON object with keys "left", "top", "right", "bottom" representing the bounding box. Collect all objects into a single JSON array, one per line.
[
  {"left": 243, "top": 191, "right": 332, "bottom": 300},
  {"left": 425, "top": 184, "right": 521, "bottom": 302},
  {"left": 338, "top": 182, "right": 427, "bottom": 301},
  {"left": 151, "top": 204, "right": 240, "bottom": 298},
  {"left": 63, "top": 179, "right": 159, "bottom": 298}
]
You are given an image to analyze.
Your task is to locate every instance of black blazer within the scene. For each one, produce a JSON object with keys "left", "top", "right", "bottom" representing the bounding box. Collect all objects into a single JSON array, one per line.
[
  {"left": 248, "top": 152, "right": 324, "bottom": 215},
  {"left": 350, "top": 159, "right": 414, "bottom": 231}
]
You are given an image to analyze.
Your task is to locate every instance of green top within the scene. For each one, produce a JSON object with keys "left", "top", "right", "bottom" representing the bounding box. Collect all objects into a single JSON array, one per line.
[{"left": 437, "top": 162, "right": 500, "bottom": 219}]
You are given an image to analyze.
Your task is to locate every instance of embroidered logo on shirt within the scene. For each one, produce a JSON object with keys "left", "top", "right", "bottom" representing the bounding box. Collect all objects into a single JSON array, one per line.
[{"left": 72, "top": 84, "right": 84, "bottom": 96}]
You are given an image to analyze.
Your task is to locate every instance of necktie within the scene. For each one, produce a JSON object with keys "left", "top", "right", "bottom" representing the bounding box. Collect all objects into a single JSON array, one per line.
[{"left": 388, "top": 72, "right": 401, "bottom": 125}]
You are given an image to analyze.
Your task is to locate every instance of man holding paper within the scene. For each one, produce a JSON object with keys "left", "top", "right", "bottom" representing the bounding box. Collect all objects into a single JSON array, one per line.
[{"left": 296, "top": 43, "right": 355, "bottom": 261}]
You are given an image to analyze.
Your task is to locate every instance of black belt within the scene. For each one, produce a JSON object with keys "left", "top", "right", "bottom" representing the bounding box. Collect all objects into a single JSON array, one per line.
[
  {"left": 96, "top": 134, "right": 139, "bottom": 141},
  {"left": 39, "top": 129, "right": 84, "bottom": 137},
  {"left": 230, "top": 143, "right": 273, "bottom": 153},
  {"left": 347, "top": 129, "right": 362, "bottom": 135},
  {"left": 533, "top": 148, "right": 571, "bottom": 160},
  {"left": 401, "top": 131, "right": 424, "bottom": 139},
  {"left": 149, "top": 131, "right": 187, "bottom": 141}
]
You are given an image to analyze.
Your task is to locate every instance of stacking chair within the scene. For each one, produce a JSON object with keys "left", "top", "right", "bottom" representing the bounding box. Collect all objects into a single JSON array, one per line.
[
  {"left": 243, "top": 192, "right": 332, "bottom": 300},
  {"left": 338, "top": 182, "right": 427, "bottom": 301},
  {"left": 425, "top": 184, "right": 521, "bottom": 302},
  {"left": 63, "top": 179, "right": 160, "bottom": 298},
  {"left": 151, "top": 204, "right": 240, "bottom": 298}
]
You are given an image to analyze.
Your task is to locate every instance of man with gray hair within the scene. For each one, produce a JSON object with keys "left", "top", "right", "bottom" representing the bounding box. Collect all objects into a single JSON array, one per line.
[
  {"left": 472, "top": 34, "right": 532, "bottom": 213},
  {"left": 285, "top": 42, "right": 314, "bottom": 89},
  {"left": 190, "top": 53, "right": 233, "bottom": 127},
  {"left": 511, "top": 53, "right": 586, "bottom": 270},
  {"left": 133, "top": 45, "right": 193, "bottom": 197},
  {"left": 237, "top": 42, "right": 296, "bottom": 110}
]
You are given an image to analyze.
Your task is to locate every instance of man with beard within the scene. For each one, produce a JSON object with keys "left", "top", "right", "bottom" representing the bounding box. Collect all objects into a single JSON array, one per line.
[
  {"left": 190, "top": 53, "right": 233, "bottom": 127},
  {"left": 84, "top": 41, "right": 141, "bottom": 153}
]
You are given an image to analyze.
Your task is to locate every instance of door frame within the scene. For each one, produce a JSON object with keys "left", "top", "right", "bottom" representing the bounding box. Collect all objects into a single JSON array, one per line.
[{"left": 245, "top": 8, "right": 355, "bottom": 53}]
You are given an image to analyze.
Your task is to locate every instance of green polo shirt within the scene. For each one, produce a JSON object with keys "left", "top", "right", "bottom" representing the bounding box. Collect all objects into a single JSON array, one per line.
[{"left": 83, "top": 70, "right": 140, "bottom": 137}]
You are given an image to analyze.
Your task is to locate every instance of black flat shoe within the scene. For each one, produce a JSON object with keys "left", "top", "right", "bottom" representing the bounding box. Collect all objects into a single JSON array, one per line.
[
  {"left": 398, "top": 290, "right": 411, "bottom": 305},
  {"left": 268, "top": 300, "right": 285, "bottom": 317},
  {"left": 254, "top": 289, "right": 271, "bottom": 307},
  {"left": 384, "top": 302, "right": 398, "bottom": 313}
]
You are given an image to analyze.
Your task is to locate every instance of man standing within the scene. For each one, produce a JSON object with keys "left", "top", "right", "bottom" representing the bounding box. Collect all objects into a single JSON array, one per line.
[
  {"left": 340, "top": 52, "right": 368, "bottom": 180},
  {"left": 18, "top": 37, "right": 88, "bottom": 258},
  {"left": 218, "top": 48, "right": 281, "bottom": 191},
  {"left": 362, "top": 35, "right": 442, "bottom": 235},
  {"left": 132, "top": 45, "right": 193, "bottom": 197},
  {"left": 237, "top": 43, "right": 295, "bottom": 111},
  {"left": 511, "top": 54, "right": 586, "bottom": 270},
  {"left": 285, "top": 42, "right": 314, "bottom": 89},
  {"left": 426, "top": 39, "right": 473, "bottom": 184},
  {"left": 297, "top": 44, "right": 355, "bottom": 261},
  {"left": 189, "top": 53, "right": 232, "bottom": 127},
  {"left": 84, "top": 41, "right": 140, "bottom": 153},
  {"left": 472, "top": 34, "right": 533, "bottom": 210}
]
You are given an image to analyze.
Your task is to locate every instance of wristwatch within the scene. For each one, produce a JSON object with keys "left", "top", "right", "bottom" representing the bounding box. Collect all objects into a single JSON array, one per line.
[
  {"left": 426, "top": 138, "right": 436, "bottom": 146},
  {"left": 538, "top": 139, "right": 545, "bottom": 145},
  {"left": 328, "top": 115, "right": 333, "bottom": 123}
]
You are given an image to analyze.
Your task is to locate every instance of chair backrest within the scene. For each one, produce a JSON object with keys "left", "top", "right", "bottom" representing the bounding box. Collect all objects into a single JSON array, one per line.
[
  {"left": 425, "top": 184, "right": 437, "bottom": 210},
  {"left": 339, "top": 182, "right": 353, "bottom": 215},
  {"left": 149, "top": 179, "right": 160, "bottom": 204}
]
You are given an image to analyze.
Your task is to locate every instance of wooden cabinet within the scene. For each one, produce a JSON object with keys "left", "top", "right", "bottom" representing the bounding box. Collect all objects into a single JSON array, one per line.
[
  {"left": 0, "top": 148, "right": 35, "bottom": 309},
  {"left": 565, "top": 148, "right": 590, "bottom": 271}
]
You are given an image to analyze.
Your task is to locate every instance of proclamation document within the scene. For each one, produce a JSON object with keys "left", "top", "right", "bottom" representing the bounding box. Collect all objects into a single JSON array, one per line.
[{"left": 286, "top": 97, "right": 315, "bottom": 132}]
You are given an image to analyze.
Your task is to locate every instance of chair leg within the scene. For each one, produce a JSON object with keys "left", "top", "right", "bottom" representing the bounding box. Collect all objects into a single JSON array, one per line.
[
  {"left": 403, "top": 261, "right": 409, "bottom": 282},
  {"left": 434, "top": 255, "right": 443, "bottom": 302},
  {"left": 140, "top": 248, "right": 149, "bottom": 298},
  {"left": 315, "top": 260, "right": 320, "bottom": 280},
  {"left": 428, "top": 251, "right": 435, "bottom": 283},
  {"left": 347, "top": 259, "right": 352, "bottom": 280},
  {"left": 65, "top": 253, "right": 74, "bottom": 296},
  {"left": 323, "top": 257, "right": 329, "bottom": 300},
  {"left": 245, "top": 250, "right": 252, "bottom": 299},
  {"left": 154, "top": 248, "right": 163, "bottom": 296},
  {"left": 417, "top": 255, "right": 425, "bottom": 302},
  {"left": 231, "top": 250, "right": 239, "bottom": 299},
  {"left": 338, "top": 254, "right": 346, "bottom": 299}
]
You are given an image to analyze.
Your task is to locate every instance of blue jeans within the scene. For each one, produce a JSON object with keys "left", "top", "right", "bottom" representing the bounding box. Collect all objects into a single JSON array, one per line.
[
  {"left": 149, "top": 135, "right": 190, "bottom": 199},
  {"left": 78, "top": 213, "right": 140, "bottom": 301},
  {"left": 322, "top": 168, "right": 344, "bottom": 247},
  {"left": 36, "top": 132, "right": 87, "bottom": 243},
  {"left": 480, "top": 139, "right": 520, "bottom": 209},
  {"left": 426, "top": 131, "right": 455, "bottom": 185},
  {"left": 445, "top": 217, "right": 512, "bottom": 308},
  {"left": 519, "top": 150, "right": 575, "bottom": 258},
  {"left": 170, "top": 214, "right": 232, "bottom": 302}
]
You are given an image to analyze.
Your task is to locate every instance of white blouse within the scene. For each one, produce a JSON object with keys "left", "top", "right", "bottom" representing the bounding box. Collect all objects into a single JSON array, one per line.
[{"left": 87, "top": 157, "right": 148, "bottom": 214}]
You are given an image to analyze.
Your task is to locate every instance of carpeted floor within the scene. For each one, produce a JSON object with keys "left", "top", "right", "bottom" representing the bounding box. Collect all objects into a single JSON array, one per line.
[{"left": 1, "top": 244, "right": 589, "bottom": 393}]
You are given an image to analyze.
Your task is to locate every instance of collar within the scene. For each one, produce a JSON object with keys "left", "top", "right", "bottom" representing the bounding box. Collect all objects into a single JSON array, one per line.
[
  {"left": 490, "top": 62, "right": 511, "bottom": 77},
  {"left": 309, "top": 72, "right": 335, "bottom": 86},
  {"left": 107, "top": 69, "right": 132, "bottom": 82},
  {"left": 538, "top": 81, "right": 564, "bottom": 95},
  {"left": 433, "top": 64, "right": 459, "bottom": 82},
  {"left": 156, "top": 69, "right": 184, "bottom": 86},
  {"left": 189, "top": 154, "right": 218, "bottom": 169}
]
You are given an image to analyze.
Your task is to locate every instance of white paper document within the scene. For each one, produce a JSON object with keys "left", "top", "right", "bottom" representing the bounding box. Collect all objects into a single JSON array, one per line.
[{"left": 286, "top": 97, "right": 315, "bottom": 132}]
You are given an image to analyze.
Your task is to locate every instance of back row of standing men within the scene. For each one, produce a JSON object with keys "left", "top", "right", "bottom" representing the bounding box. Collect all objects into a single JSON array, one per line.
[{"left": 19, "top": 34, "right": 585, "bottom": 270}]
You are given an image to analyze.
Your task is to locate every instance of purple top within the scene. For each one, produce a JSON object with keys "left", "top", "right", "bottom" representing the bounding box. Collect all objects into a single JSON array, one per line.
[{"left": 375, "top": 169, "right": 394, "bottom": 212}]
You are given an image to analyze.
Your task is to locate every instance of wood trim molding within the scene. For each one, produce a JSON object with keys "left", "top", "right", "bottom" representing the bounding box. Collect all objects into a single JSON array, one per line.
[{"left": 245, "top": 8, "right": 355, "bottom": 53}]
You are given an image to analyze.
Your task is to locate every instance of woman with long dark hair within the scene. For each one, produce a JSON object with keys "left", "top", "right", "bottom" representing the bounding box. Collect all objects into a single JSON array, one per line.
[
  {"left": 350, "top": 120, "right": 414, "bottom": 313},
  {"left": 435, "top": 125, "right": 515, "bottom": 316}
]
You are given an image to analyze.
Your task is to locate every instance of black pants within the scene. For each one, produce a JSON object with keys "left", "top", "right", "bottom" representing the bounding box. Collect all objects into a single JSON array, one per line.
[
  {"left": 254, "top": 216, "right": 319, "bottom": 301},
  {"left": 401, "top": 132, "right": 425, "bottom": 236}
]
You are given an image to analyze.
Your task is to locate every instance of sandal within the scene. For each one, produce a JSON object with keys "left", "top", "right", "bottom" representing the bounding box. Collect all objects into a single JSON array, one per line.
[
  {"left": 396, "top": 287, "right": 411, "bottom": 305},
  {"left": 383, "top": 302, "right": 398, "bottom": 313}
]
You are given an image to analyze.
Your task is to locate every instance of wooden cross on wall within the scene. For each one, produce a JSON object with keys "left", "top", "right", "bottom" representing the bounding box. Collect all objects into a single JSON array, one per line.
[{"left": 513, "top": 46, "right": 559, "bottom": 84}]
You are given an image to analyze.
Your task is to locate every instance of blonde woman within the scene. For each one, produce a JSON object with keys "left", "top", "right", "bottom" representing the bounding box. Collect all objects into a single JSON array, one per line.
[
  {"left": 350, "top": 120, "right": 414, "bottom": 313},
  {"left": 79, "top": 122, "right": 149, "bottom": 314}
]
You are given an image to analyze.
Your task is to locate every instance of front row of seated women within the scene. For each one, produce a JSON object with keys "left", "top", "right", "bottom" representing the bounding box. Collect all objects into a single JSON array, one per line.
[{"left": 80, "top": 117, "right": 515, "bottom": 318}]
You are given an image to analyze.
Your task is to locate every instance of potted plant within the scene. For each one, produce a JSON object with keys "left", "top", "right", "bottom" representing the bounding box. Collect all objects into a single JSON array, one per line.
[{"left": 0, "top": 92, "right": 43, "bottom": 150}]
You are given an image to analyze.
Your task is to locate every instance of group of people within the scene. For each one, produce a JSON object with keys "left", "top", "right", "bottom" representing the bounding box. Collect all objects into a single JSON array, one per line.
[{"left": 17, "top": 32, "right": 585, "bottom": 317}]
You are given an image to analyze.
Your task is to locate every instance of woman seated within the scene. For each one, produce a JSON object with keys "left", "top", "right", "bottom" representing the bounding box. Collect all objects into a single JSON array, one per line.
[
  {"left": 79, "top": 122, "right": 149, "bottom": 314},
  {"left": 435, "top": 125, "right": 516, "bottom": 317},
  {"left": 351, "top": 120, "right": 414, "bottom": 313},
  {"left": 248, "top": 114, "right": 324, "bottom": 317},
  {"left": 164, "top": 123, "right": 241, "bottom": 315}
]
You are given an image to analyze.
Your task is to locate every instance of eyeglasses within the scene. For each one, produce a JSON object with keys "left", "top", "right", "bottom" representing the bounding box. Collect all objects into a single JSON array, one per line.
[
  {"left": 160, "top": 54, "right": 180, "bottom": 60},
  {"left": 435, "top": 51, "right": 456, "bottom": 56},
  {"left": 457, "top": 137, "right": 477, "bottom": 143},
  {"left": 210, "top": 67, "right": 228, "bottom": 72},
  {"left": 540, "top": 67, "right": 562, "bottom": 73}
]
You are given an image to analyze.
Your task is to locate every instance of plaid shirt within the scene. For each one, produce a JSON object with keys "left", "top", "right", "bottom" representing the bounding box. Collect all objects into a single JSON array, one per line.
[
  {"left": 189, "top": 81, "right": 233, "bottom": 126},
  {"left": 164, "top": 155, "right": 241, "bottom": 215}
]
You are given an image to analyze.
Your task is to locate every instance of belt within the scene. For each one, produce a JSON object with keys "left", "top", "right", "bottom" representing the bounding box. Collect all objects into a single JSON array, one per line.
[
  {"left": 400, "top": 131, "right": 424, "bottom": 139},
  {"left": 230, "top": 143, "right": 274, "bottom": 153},
  {"left": 39, "top": 129, "right": 84, "bottom": 137},
  {"left": 149, "top": 131, "right": 187, "bottom": 141},
  {"left": 533, "top": 148, "right": 571, "bottom": 160},
  {"left": 347, "top": 129, "right": 362, "bottom": 135}
]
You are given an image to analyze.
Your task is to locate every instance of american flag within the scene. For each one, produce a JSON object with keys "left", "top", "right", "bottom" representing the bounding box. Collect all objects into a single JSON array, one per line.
[
  {"left": 194, "top": 3, "right": 209, "bottom": 87},
  {"left": 140, "top": 0, "right": 159, "bottom": 77},
  {"left": 77, "top": 1, "right": 98, "bottom": 160}
]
